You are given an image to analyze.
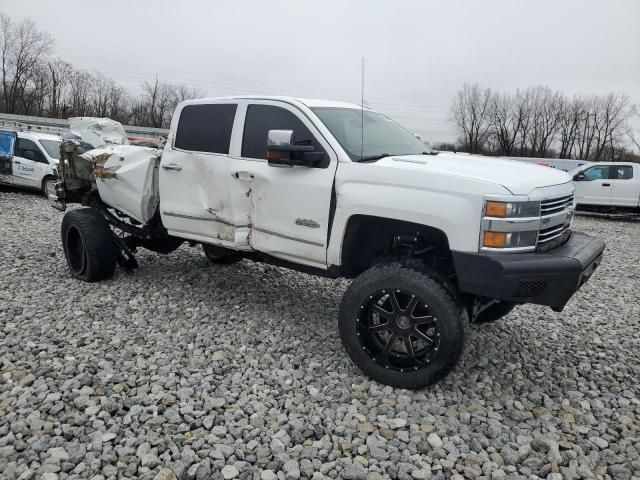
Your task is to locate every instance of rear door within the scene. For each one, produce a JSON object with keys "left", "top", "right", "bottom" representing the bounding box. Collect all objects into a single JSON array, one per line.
[
  {"left": 13, "top": 137, "right": 48, "bottom": 188},
  {"left": 159, "top": 102, "right": 242, "bottom": 245},
  {"left": 574, "top": 165, "right": 613, "bottom": 206},
  {"left": 610, "top": 164, "right": 639, "bottom": 207}
]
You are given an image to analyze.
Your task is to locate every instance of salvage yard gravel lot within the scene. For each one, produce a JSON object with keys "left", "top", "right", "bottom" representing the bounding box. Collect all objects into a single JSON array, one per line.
[{"left": 0, "top": 186, "right": 638, "bottom": 480}]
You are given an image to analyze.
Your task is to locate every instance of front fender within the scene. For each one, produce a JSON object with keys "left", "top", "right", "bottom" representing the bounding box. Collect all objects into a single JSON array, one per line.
[{"left": 327, "top": 163, "right": 511, "bottom": 266}]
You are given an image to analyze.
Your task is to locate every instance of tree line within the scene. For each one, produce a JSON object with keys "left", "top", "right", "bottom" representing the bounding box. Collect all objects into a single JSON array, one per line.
[
  {"left": 448, "top": 83, "right": 640, "bottom": 162},
  {"left": 0, "top": 12, "right": 203, "bottom": 128}
]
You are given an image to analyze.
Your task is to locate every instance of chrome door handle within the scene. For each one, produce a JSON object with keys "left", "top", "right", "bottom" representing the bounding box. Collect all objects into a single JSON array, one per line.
[
  {"left": 233, "top": 171, "right": 254, "bottom": 180},
  {"left": 162, "top": 163, "right": 182, "bottom": 171}
]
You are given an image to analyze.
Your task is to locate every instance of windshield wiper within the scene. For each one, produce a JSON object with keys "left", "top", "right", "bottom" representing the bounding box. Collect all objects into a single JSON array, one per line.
[{"left": 357, "top": 153, "right": 391, "bottom": 162}]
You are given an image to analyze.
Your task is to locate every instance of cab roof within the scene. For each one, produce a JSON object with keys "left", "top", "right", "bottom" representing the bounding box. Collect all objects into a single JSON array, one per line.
[
  {"left": 183, "top": 95, "right": 371, "bottom": 111},
  {"left": 17, "top": 131, "right": 62, "bottom": 142}
]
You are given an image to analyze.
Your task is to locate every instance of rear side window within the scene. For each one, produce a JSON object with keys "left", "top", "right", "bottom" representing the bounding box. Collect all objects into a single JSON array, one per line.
[
  {"left": 615, "top": 166, "right": 633, "bottom": 180},
  {"left": 242, "top": 104, "right": 325, "bottom": 160},
  {"left": 175, "top": 104, "right": 237, "bottom": 154}
]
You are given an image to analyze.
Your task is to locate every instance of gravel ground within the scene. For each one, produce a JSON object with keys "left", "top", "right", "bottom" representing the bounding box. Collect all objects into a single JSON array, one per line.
[{"left": 0, "top": 186, "right": 639, "bottom": 480}]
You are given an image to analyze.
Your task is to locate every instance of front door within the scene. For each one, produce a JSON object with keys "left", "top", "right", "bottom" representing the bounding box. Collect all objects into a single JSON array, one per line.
[
  {"left": 229, "top": 102, "right": 338, "bottom": 268},
  {"left": 159, "top": 102, "right": 241, "bottom": 245},
  {"left": 574, "top": 165, "right": 613, "bottom": 206},
  {"left": 13, "top": 138, "right": 47, "bottom": 188}
]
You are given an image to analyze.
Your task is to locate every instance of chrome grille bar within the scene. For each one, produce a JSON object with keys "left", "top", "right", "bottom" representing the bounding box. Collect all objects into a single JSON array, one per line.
[{"left": 541, "top": 194, "right": 574, "bottom": 216}]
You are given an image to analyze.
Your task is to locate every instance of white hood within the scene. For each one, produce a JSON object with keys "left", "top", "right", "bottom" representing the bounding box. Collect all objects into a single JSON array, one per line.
[{"left": 377, "top": 153, "right": 572, "bottom": 195}]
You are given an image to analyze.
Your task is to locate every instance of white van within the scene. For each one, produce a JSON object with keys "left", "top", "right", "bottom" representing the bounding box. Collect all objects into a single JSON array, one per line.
[{"left": 0, "top": 130, "right": 62, "bottom": 196}]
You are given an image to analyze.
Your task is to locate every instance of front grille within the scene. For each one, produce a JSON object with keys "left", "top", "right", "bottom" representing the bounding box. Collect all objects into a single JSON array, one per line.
[
  {"left": 536, "top": 193, "right": 574, "bottom": 250},
  {"left": 540, "top": 194, "right": 574, "bottom": 216},
  {"left": 537, "top": 223, "right": 571, "bottom": 245}
]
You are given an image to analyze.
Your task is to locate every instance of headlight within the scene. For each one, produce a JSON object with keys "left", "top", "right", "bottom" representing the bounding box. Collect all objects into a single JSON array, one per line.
[
  {"left": 481, "top": 197, "right": 541, "bottom": 252},
  {"left": 484, "top": 200, "right": 540, "bottom": 218},
  {"left": 482, "top": 230, "right": 538, "bottom": 249}
]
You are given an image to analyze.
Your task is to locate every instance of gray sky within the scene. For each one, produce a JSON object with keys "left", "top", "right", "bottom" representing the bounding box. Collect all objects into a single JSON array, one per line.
[{"left": 3, "top": 0, "right": 639, "bottom": 142}]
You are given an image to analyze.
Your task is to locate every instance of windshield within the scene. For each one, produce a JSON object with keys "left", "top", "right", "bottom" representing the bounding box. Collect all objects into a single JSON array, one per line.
[
  {"left": 0, "top": 130, "right": 16, "bottom": 157},
  {"left": 311, "top": 107, "right": 431, "bottom": 161},
  {"left": 39, "top": 139, "right": 62, "bottom": 160}
]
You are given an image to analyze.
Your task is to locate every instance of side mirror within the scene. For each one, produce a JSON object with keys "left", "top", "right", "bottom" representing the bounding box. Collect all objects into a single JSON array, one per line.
[
  {"left": 267, "top": 129, "right": 317, "bottom": 167},
  {"left": 22, "top": 150, "right": 36, "bottom": 161},
  {"left": 573, "top": 173, "right": 585, "bottom": 181}
]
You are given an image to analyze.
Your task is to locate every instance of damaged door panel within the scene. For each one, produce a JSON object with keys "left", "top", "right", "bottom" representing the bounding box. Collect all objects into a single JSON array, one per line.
[{"left": 158, "top": 102, "right": 240, "bottom": 246}]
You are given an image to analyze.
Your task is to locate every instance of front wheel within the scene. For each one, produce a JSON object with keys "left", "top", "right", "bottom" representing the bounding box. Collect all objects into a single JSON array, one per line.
[
  {"left": 41, "top": 176, "right": 56, "bottom": 198},
  {"left": 339, "top": 263, "right": 467, "bottom": 389}
]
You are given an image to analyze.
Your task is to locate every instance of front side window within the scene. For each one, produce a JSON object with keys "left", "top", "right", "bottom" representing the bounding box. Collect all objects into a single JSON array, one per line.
[
  {"left": 242, "top": 104, "right": 325, "bottom": 161},
  {"left": 16, "top": 138, "right": 47, "bottom": 163},
  {"left": 615, "top": 166, "right": 633, "bottom": 180},
  {"left": 311, "top": 107, "right": 429, "bottom": 161},
  {"left": 175, "top": 103, "right": 237, "bottom": 154},
  {"left": 582, "top": 165, "right": 611, "bottom": 181},
  {"left": 39, "top": 140, "right": 62, "bottom": 160}
]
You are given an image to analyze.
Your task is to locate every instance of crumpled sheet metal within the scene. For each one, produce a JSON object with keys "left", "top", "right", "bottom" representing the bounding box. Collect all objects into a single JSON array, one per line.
[
  {"left": 81, "top": 145, "right": 161, "bottom": 223},
  {"left": 68, "top": 117, "right": 129, "bottom": 148}
]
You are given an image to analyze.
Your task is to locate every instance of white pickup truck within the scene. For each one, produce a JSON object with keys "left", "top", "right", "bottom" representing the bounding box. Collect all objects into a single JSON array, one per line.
[
  {"left": 571, "top": 162, "right": 640, "bottom": 212},
  {"left": 52, "top": 96, "right": 605, "bottom": 388}
]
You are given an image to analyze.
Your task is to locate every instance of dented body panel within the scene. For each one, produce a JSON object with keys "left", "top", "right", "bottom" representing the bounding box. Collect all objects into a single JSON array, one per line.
[
  {"left": 83, "top": 145, "right": 161, "bottom": 223},
  {"left": 68, "top": 117, "right": 129, "bottom": 148}
]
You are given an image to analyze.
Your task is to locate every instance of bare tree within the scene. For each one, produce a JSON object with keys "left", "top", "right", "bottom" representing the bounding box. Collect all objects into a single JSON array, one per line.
[
  {"left": 489, "top": 90, "right": 530, "bottom": 156},
  {"left": 48, "top": 58, "right": 71, "bottom": 118},
  {"left": 525, "top": 86, "right": 562, "bottom": 157},
  {"left": 0, "top": 14, "right": 53, "bottom": 114},
  {"left": 626, "top": 104, "right": 640, "bottom": 152},
  {"left": 130, "top": 77, "right": 203, "bottom": 128},
  {"left": 68, "top": 69, "right": 95, "bottom": 117},
  {"left": 558, "top": 96, "right": 585, "bottom": 159},
  {"left": 591, "top": 93, "right": 629, "bottom": 161},
  {"left": 451, "top": 83, "right": 493, "bottom": 154},
  {"left": 21, "top": 60, "right": 51, "bottom": 115}
]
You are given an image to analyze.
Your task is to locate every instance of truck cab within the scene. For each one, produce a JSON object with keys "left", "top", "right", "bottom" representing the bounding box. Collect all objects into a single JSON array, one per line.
[
  {"left": 0, "top": 129, "right": 61, "bottom": 196},
  {"left": 572, "top": 162, "right": 640, "bottom": 210}
]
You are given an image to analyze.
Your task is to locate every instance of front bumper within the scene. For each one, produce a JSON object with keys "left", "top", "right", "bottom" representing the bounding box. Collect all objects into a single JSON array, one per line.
[{"left": 452, "top": 231, "right": 605, "bottom": 311}]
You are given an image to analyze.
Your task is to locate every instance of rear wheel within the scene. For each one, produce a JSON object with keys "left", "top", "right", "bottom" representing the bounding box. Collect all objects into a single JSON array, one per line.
[
  {"left": 339, "top": 262, "right": 467, "bottom": 389},
  {"left": 61, "top": 208, "right": 117, "bottom": 282},
  {"left": 202, "top": 244, "right": 241, "bottom": 264}
]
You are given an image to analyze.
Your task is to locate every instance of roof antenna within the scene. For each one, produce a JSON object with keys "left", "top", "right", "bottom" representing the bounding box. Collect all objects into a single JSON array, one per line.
[{"left": 360, "top": 57, "right": 365, "bottom": 160}]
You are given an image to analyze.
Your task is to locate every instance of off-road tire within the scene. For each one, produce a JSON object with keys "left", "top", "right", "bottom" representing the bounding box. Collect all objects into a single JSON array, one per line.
[
  {"left": 41, "top": 176, "right": 56, "bottom": 198},
  {"left": 473, "top": 301, "right": 516, "bottom": 324},
  {"left": 339, "top": 262, "right": 468, "bottom": 389},
  {"left": 61, "top": 208, "right": 117, "bottom": 282},
  {"left": 202, "top": 244, "right": 241, "bottom": 264}
]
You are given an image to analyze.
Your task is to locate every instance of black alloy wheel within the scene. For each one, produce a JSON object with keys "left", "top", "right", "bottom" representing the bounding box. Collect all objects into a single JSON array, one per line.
[
  {"left": 357, "top": 289, "right": 440, "bottom": 372},
  {"left": 339, "top": 262, "right": 467, "bottom": 389}
]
